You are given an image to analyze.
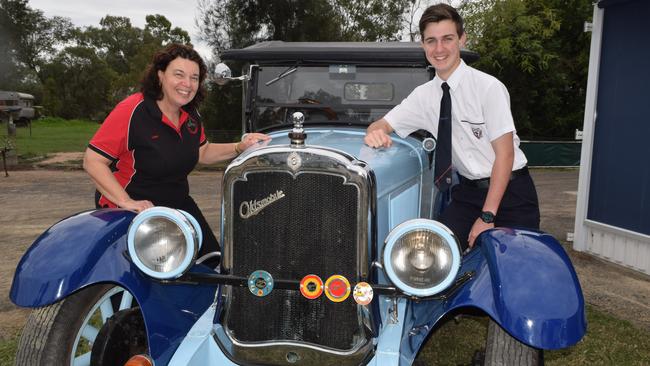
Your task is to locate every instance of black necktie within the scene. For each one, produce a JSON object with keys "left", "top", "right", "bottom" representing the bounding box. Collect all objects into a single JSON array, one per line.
[{"left": 434, "top": 82, "right": 452, "bottom": 191}]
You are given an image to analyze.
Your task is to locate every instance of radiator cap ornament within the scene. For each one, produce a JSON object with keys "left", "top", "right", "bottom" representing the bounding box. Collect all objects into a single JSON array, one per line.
[
  {"left": 324, "top": 275, "right": 351, "bottom": 302},
  {"left": 353, "top": 282, "right": 374, "bottom": 305},
  {"left": 288, "top": 112, "right": 306, "bottom": 146},
  {"left": 248, "top": 270, "right": 274, "bottom": 297},
  {"left": 300, "top": 274, "right": 324, "bottom": 299}
]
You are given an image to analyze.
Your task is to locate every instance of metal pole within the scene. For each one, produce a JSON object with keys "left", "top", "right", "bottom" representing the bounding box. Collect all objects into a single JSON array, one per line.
[
  {"left": 1, "top": 149, "right": 8, "bottom": 177},
  {"left": 7, "top": 113, "right": 16, "bottom": 137}
]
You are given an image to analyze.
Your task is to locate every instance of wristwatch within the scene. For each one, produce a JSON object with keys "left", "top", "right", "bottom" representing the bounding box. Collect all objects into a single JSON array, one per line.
[{"left": 480, "top": 211, "right": 495, "bottom": 224}]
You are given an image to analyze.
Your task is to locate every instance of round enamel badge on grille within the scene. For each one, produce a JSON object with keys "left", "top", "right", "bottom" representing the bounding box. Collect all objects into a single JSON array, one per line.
[
  {"left": 248, "top": 270, "right": 274, "bottom": 297},
  {"left": 353, "top": 282, "right": 374, "bottom": 305},
  {"left": 324, "top": 275, "right": 351, "bottom": 302},
  {"left": 300, "top": 274, "right": 324, "bottom": 299}
]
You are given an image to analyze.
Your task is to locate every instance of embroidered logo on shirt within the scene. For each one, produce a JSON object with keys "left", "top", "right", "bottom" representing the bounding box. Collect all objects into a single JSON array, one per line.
[
  {"left": 472, "top": 127, "right": 483, "bottom": 139},
  {"left": 186, "top": 118, "right": 198, "bottom": 135},
  {"left": 151, "top": 134, "right": 159, "bottom": 140}
]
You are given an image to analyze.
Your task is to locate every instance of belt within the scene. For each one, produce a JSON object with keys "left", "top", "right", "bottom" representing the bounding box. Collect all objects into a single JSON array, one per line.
[{"left": 458, "top": 166, "right": 529, "bottom": 189}]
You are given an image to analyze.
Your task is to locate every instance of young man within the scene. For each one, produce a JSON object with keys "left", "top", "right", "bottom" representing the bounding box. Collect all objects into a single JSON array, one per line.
[{"left": 364, "top": 4, "right": 539, "bottom": 251}]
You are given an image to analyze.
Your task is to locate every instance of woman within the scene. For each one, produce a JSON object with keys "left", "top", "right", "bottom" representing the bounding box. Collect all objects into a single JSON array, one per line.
[{"left": 83, "top": 43, "right": 269, "bottom": 257}]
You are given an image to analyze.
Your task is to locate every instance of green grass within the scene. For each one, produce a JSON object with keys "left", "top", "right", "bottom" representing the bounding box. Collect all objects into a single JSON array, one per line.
[
  {"left": 0, "top": 332, "right": 19, "bottom": 366},
  {"left": 1, "top": 117, "right": 100, "bottom": 160},
  {"left": 416, "top": 305, "right": 650, "bottom": 365},
  {"left": 1, "top": 306, "right": 648, "bottom": 365}
]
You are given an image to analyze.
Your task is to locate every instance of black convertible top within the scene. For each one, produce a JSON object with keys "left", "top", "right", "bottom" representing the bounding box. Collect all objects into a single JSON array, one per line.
[{"left": 220, "top": 41, "right": 478, "bottom": 66}]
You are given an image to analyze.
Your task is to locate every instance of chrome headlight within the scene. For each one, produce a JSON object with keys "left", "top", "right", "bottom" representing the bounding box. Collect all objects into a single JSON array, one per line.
[
  {"left": 382, "top": 219, "right": 461, "bottom": 297},
  {"left": 127, "top": 207, "right": 203, "bottom": 279}
]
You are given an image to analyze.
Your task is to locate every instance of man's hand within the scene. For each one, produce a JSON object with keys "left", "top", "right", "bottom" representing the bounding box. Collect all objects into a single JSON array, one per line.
[
  {"left": 364, "top": 118, "right": 394, "bottom": 148},
  {"left": 364, "top": 129, "right": 393, "bottom": 148},
  {"left": 468, "top": 217, "right": 494, "bottom": 248}
]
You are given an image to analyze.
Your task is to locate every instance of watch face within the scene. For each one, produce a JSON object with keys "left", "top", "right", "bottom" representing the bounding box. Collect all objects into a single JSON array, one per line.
[{"left": 481, "top": 211, "right": 495, "bottom": 223}]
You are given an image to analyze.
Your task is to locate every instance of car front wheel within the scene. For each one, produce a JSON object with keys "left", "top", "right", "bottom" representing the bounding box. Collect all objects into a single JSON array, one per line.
[
  {"left": 484, "top": 318, "right": 543, "bottom": 366},
  {"left": 15, "top": 284, "right": 147, "bottom": 366}
]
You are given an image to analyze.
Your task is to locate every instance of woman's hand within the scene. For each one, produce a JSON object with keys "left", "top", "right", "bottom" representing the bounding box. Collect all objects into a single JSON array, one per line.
[
  {"left": 237, "top": 133, "right": 271, "bottom": 152},
  {"left": 117, "top": 198, "right": 154, "bottom": 213},
  {"left": 198, "top": 133, "right": 272, "bottom": 164},
  {"left": 84, "top": 148, "right": 151, "bottom": 211}
]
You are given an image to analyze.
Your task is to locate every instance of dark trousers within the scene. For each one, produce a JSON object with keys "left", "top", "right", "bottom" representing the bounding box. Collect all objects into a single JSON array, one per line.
[
  {"left": 177, "top": 197, "right": 221, "bottom": 258},
  {"left": 438, "top": 173, "right": 540, "bottom": 251}
]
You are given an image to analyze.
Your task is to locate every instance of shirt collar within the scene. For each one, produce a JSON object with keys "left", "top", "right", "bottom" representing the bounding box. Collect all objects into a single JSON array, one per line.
[
  {"left": 433, "top": 59, "right": 467, "bottom": 92},
  {"left": 143, "top": 94, "right": 190, "bottom": 131}
]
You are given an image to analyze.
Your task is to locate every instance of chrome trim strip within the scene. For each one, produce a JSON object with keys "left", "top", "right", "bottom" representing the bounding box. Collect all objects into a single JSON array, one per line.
[{"left": 214, "top": 325, "right": 373, "bottom": 366}]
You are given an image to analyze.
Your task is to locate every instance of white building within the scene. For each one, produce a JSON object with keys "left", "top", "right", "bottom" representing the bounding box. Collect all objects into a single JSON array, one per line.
[{"left": 574, "top": 0, "right": 650, "bottom": 274}]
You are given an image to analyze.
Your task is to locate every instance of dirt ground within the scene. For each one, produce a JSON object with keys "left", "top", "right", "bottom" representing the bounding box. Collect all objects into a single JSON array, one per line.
[{"left": 1, "top": 164, "right": 649, "bottom": 342}]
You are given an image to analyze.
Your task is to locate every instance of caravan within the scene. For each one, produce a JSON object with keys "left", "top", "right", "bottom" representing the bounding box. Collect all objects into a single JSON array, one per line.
[{"left": 0, "top": 91, "right": 35, "bottom": 124}]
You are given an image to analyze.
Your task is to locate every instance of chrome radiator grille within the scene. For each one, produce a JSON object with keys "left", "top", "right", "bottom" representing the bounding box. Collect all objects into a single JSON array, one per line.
[{"left": 226, "top": 171, "right": 361, "bottom": 349}]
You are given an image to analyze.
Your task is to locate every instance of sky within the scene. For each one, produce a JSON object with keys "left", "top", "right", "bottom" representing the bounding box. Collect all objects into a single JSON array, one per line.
[{"left": 27, "top": 0, "right": 212, "bottom": 59}]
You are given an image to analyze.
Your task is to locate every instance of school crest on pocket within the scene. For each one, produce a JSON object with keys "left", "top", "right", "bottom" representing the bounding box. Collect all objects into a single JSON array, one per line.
[{"left": 471, "top": 127, "right": 483, "bottom": 139}]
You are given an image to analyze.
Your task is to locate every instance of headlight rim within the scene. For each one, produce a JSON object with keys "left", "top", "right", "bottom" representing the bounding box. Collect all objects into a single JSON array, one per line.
[
  {"left": 127, "top": 207, "right": 200, "bottom": 280},
  {"left": 382, "top": 218, "right": 461, "bottom": 297}
]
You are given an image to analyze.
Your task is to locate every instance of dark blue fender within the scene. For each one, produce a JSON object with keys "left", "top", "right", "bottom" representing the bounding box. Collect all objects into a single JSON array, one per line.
[
  {"left": 10, "top": 209, "right": 218, "bottom": 365},
  {"left": 401, "top": 228, "right": 586, "bottom": 362}
]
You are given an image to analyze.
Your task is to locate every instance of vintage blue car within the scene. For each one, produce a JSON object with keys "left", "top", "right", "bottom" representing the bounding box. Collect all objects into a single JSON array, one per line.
[{"left": 10, "top": 42, "right": 586, "bottom": 366}]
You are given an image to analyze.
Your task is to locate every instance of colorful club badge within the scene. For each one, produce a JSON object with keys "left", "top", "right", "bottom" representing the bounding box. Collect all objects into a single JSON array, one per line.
[
  {"left": 353, "top": 282, "right": 374, "bottom": 305},
  {"left": 300, "top": 274, "right": 324, "bottom": 300},
  {"left": 324, "top": 275, "right": 351, "bottom": 303},
  {"left": 248, "top": 270, "right": 274, "bottom": 297}
]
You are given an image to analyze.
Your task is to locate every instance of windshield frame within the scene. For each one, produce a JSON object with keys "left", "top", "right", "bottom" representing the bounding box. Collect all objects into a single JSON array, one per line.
[{"left": 247, "top": 64, "right": 434, "bottom": 133}]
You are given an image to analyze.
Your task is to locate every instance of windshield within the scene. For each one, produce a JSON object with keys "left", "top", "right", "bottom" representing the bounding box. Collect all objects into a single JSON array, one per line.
[{"left": 252, "top": 65, "right": 431, "bottom": 131}]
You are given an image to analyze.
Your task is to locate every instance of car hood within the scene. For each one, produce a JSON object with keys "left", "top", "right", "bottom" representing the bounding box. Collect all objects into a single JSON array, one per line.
[{"left": 261, "top": 127, "right": 428, "bottom": 198}]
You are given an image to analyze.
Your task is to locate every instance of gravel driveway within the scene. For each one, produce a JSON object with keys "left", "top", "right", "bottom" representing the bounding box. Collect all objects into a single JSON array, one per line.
[{"left": 1, "top": 167, "right": 649, "bottom": 342}]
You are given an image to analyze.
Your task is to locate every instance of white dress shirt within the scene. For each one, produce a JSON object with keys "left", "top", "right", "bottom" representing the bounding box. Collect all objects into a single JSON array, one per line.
[{"left": 384, "top": 60, "right": 527, "bottom": 180}]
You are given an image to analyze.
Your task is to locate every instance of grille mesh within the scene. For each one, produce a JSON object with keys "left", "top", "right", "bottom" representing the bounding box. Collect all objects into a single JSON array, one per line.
[{"left": 227, "top": 171, "right": 360, "bottom": 349}]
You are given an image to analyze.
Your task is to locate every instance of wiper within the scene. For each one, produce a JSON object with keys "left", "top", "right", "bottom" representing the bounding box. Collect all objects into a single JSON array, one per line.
[{"left": 265, "top": 64, "right": 298, "bottom": 86}]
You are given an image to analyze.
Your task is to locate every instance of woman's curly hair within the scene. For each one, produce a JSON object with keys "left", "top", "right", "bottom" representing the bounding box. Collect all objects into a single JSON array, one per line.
[{"left": 140, "top": 43, "right": 208, "bottom": 110}]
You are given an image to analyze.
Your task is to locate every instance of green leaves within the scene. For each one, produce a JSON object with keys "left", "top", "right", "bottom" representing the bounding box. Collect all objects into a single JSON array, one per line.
[
  {"left": 197, "top": 0, "right": 411, "bottom": 55},
  {"left": 1, "top": 0, "right": 195, "bottom": 120},
  {"left": 460, "top": 0, "right": 592, "bottom": 139}
]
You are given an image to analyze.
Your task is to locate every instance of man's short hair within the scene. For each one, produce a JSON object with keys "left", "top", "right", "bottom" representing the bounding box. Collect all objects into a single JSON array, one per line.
[{"left": 419, "top": 3, "right": 465, "bottom": 39}]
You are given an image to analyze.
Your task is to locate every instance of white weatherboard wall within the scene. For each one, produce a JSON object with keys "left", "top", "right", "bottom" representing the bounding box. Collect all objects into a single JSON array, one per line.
[{"left": 573, "top": 3, "right": 650, "bottom": 275}]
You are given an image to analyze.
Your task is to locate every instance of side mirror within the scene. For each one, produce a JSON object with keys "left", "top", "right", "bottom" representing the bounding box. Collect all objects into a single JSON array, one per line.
[{"left": 213, "top": 63, "right": 249, "bottom": 86}]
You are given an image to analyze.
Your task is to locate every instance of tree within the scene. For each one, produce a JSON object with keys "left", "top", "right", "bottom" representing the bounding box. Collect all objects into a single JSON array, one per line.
[
  {"left": 14, "top": 10, "right": 193, "bottom": 119},
  {"left": 1, "top": 1, "right": 195, "bottom": 120},
  {"left": 460, "top": 0, "right": 592, "bottom": 139},
  {"left": 196, "top": 0, "right": 413, "bottom": 136},
  {"left": 335, "top": 0, "right": 406, "bottom": 42},
  {"left": 197, "top": 0, "right": 411, "bottom": 55},
  {"left": 40, "top": 46, "right": 115, "bottom": 119},
  {"left": 0, "top": 10, "right": 22, "bottom": 89},
  {"left": 68, "top": 14, "right": 192, "bottom": 115},
  {"left": 197, "top": 0, "right": 342, "bottom": 55},
  {"left": 0, "top": 0, "right": 73, "bottom": 84}
]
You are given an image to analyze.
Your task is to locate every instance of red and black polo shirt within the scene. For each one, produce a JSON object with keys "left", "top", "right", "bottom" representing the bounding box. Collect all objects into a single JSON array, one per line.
[{"left": 89, "top": 93, "right": 207, "bottom": 208}]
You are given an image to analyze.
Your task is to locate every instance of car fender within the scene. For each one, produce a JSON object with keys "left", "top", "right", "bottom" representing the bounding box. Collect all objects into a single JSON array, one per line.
[
  {"left": 402, "top": 228, "right": 586, "bottom": 361},
  {"left": 10, "top": 209, "right": 136, "bottom": 307},
  {"left": 448, "top": 228, "right": 586, "bottom": 350},
  {"left": 10, "top": 209, "right": 218, "bottom": 365},
  {"left": 471, "top": 228, "right": 587, "bottom": 349}
]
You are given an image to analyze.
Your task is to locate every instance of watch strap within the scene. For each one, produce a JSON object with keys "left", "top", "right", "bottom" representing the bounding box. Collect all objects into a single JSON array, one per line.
[{"left": 480, "top": 211, "right": 495, "bottom": 224}]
